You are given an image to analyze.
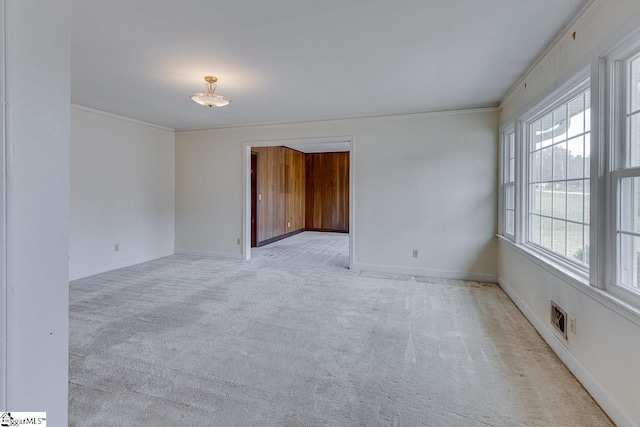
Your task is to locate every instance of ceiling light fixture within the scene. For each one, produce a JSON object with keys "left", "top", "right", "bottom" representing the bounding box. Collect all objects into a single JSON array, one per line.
[{"left": 189, "top": 76, "right": 231, "bottom": 107}]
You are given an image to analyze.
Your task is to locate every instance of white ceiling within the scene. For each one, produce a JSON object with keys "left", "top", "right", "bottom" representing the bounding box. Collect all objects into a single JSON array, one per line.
[{"left": 71, "top": 0, "right": 588, "bottom": 131}]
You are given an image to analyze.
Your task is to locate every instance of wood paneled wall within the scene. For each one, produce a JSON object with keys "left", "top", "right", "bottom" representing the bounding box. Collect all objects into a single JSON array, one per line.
[
  {"left": 305, "top": 152, "right": 349, "bottom": 232},
  {"left": 253, "top": 146, "right": 306, "bottom": 244},
  {"left": 252, "top": 147, "right": 349, "bottom": 246},
  {"left": 287, "top": 148, "right": 306, "bottom": 232}
]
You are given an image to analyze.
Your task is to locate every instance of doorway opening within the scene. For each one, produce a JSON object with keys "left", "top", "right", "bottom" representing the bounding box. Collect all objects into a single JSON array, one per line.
[{"left": 243, "top": 137, "right": 354, "bottom": 268}]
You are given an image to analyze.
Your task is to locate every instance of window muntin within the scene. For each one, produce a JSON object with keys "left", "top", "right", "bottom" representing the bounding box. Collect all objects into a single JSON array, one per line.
[
  {"left": 627, "top": 54, "right": 640, "bottom": 167},
  {"left": 618, "top": 177, "right": 640, "bottom": 290},
  {"left": 615, "top": 53, "right": 640, "bottom": 295},
  {"left": 503, "top": 130, "right": 516, "bottom": 237},
  {"left": 527, "top": 86, "right": 591, "bottom": 267}
]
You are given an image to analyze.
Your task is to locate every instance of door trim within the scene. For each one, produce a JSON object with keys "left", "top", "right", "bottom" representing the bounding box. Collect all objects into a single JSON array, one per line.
[
  {"left": 250, "top": 152, "right": 258, "bottom": 248},
  {"left": 241, "top": 136, "right": 355, "bottom": 269}
]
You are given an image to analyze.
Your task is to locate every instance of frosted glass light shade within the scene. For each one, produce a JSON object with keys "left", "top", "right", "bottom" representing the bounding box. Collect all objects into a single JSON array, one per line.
[
  {"left": 189, "top": 76, "right": 231, "bottom": 107},
  {"left": 189, "top": 93, "right": 231, "bottom": 107}
]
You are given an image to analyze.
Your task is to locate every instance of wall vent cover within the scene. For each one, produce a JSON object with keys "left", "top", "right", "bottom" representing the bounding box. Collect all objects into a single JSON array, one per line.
[{"left": 550, "top": 300, "right": 567, "bottom": 339}]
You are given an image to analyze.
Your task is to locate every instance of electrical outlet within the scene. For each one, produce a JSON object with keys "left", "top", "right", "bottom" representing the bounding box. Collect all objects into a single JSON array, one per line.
[
  {"left": 412, "top": 249, "right": 419, "bottom": 258},
  {"left": 237, "top": 238, "right": 241, "bottom": 245},
  {"left": 287, "top": 221, "right": 291, "bottom": 228},
  {"left": 569, "top": 316, "right": 576, "bottom": 334},
  {"left": 114, "top": 243, "right": 119, "bottom": 252}
]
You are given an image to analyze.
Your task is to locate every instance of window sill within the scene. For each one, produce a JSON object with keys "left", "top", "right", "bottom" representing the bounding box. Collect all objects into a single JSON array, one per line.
[
  {"left": 497, "top": 235, "right": 589, "bottom": 286},
  {"left": 497, "top": 234, "right": 640, "bottom": 328}
]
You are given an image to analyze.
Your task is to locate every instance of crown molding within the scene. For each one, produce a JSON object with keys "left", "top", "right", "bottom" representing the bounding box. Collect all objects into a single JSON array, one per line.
[
  {"left": 500, "top": 0, "right": 605, "bottom": 108},
  {"left": 72, "top": 104, "right": 499, "bottom": 134},
  {"left": 70, "top": 104, "right": 175, "bottom": 132},
  {"left": 176, "top": 106, "right": 499, "bottom": 133}
]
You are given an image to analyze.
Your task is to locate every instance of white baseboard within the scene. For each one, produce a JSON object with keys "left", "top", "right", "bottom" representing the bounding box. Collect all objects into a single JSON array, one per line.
[
  {"left": 69, "top": 251, "right": 174, "bottom": 281},
  {"left": 175, "top": 249, "right": 244, "bottom": 260},
  {"left": 351, "top": 262, "right": 498, "bottom": 283},
  {"left": 498, "top": 277, "right": 639, "bottom": 427}
]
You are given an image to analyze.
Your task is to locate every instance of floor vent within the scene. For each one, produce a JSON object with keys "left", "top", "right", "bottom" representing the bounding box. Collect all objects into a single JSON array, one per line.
[{"left": 550, "top": 301, "right": 567, "bottom": 339}]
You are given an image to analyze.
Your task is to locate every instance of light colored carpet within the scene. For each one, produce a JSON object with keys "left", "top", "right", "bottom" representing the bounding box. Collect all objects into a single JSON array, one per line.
[{"left": 69, "top": 232, "right": 612, "bottom": 426}]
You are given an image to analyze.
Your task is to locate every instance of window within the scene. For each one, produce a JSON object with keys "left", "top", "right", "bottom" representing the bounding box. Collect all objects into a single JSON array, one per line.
[
  {"left": 526, "top": 81, "right": 591, "bottom": 268},
  {"left": 497, "top": 28, "right": 640, "bottom": 311},
  {"left": 501, "top": 128, "right": 516, "bottom": 239},
  {"left": 612, "top": 51, "right": 640, "bottom": 298}
]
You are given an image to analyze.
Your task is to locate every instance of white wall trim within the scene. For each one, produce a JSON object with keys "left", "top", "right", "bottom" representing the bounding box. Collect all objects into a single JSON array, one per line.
[
  {"left": 500, "top": 0, "right": 605, "bottom": 108},
  {"left": 242, "top": 143, "right": 250, "bottom": 261},
  {"left": 71, "top": 103, "right": 175, "bottom": 132},
  {"left": 244, "top": 135, "right": 352, "bottom": 146},
  {"left": 178, "top": 107, "right": 498, "bottom": 133},
  {"left": 348, "top": 139, "right": 355, "bottom": 270},
  {"left": 174, "top": 249, "right": 244, "bottom": 261},
  {"left": 69, "top": 251, "right": 174, "bottom": 281},
  {"left": 352, "top": 262, "right": 498, "bottom": 284},
  {"left": 498, "top": 276, "right": 639, "bottom": 427}
]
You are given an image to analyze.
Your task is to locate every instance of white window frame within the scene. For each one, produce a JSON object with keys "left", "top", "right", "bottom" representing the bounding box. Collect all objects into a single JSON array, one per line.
[
  {"left": 518, "top": 74, "right": 591, "bottom": 280},
  {"left": 605, "top": 35, "right": 640, "bottom": 308},
  {"left": 499, "top": 124, "right": 516, "bottom": 241}
]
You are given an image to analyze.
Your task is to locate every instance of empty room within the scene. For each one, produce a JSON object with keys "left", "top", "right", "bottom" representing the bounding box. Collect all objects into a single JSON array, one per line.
[{"left": 3, "top": 0, "right": 640, "bottom": 426}]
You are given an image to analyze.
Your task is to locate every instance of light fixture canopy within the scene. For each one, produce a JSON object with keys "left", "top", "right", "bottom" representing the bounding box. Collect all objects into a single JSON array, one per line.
[{"left": 189, "top": 76, "right": 231, "bottom": 107}]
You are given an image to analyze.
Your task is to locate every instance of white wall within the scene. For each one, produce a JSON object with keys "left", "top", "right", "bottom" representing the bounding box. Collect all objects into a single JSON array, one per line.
[
  {"left": 70, "top": 108, "right": 175, "bottom": 280},
  {"left": 2, "top": 0, "right": 70, "bottom": 424},
  {"left": 499, "top": 244, "right": 640, "bottom": 426},
  {"left": 499, "top": 1, "right": 640, "bottom": 426},
  {"left": 176, "top": 109, "right": 498, "bottom": 281}
]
